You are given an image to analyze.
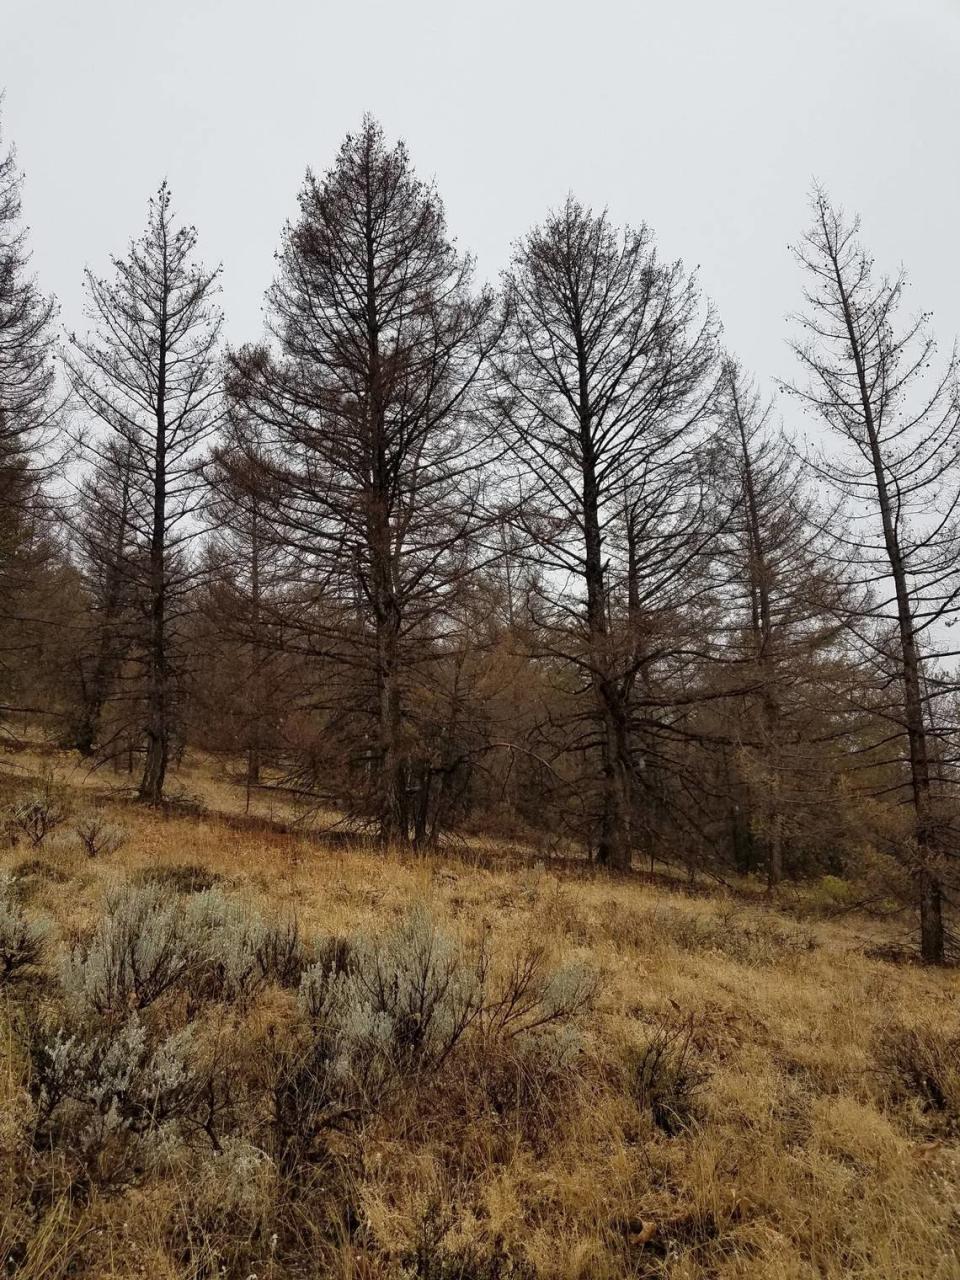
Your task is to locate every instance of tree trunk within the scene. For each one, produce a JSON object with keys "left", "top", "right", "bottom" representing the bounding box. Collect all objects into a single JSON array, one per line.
[
  {"left": 584, "top": 465, "right": 631, "bottom": 870},
  {"left": 766, "top": 808, "right": 783, "bottom": 890},
  {"left": 140, "top": 718, "right": 168, "bottom": 805},
  {"left": 247, "top": 742, "right": 261, "bottom": 788},
  {"left": 362, "top": 155, "right": 409, "bottom": 850},
  {"left": 376, "top": 625, "right": 407, "bottom": 846},
  {"left": 412, "top": 760, "right": 433, "bottom": 850},
  {"left": 596, "top": 693, "right": 632, "bottom": 869},
  {"left": 139, "top": 262, "right": 169, "bottom": 807},
  {"left": 919, "top": 864, "right": 945, "bottom": 965},
  {"left": 75, "top": 629, "right": 122, "bottom": 757},
  {"left": 140, "top": 529, "right": 169, "bottom": 806},
  {"left": 731, "top": 378, "right": 783, "bottom": 891},
  {"left": 569, "top": 285, "right": 632, "bottom": 871},
  {"left": 247, "top": 502, "right": 264, "bottom": 791},
  {"left": 832, "top": 256, "right": 943, "bottom": 962},
  {"left": 73, "top": 694, "right": 101, "bottom": 758}
]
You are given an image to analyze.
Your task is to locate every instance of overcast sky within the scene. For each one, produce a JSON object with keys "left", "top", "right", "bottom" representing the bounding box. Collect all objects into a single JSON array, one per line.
[{"left": 4, "top": 0, "right": 960, "bottom": 414}]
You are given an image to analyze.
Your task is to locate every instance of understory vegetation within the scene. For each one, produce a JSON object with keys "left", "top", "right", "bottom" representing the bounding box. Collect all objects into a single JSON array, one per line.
[{"left": 1, "top": 759, "right": 958, "bottom": 1279}]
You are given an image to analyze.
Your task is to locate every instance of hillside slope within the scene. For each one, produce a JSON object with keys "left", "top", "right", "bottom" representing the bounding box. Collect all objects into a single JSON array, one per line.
[{"left": 1, "top": 753, "right": 959, "bottom": 1279}]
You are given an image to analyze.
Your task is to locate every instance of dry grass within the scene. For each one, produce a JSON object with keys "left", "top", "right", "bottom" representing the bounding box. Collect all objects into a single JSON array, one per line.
[{"left": 1, "top": 747, "right": 959, "bottom": 1278}]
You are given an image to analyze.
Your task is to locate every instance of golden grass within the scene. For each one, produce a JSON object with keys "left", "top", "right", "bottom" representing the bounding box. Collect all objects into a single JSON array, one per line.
[{"left": 1, "top": 748, "right": 959, "bottom": 1277}]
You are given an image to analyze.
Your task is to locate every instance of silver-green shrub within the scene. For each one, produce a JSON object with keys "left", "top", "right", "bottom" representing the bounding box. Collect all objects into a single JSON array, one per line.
[
  {"left": 59, "top": 880, "right": 308, "bottom": 1015},
  {"left": 0, "top": 872, "right": 50, "bottom": 982},
  {"left": 299, "top": 905, "right": 485, "bottom": 1091},
  {"left": 59, "top": 881, "right": 198, "bottom": 1014},
  {"left": 31, "top": 1014, "right": 199, "bottom": 1155},
  {"left": 298, "top": 905, "right": 598, "bottom": 1104},
  {"left": 185, "top": 888, "right": 269, "bottom": 1005},
  {"left": 186, "top": 890, "right": 307, "bottom": 1004}
]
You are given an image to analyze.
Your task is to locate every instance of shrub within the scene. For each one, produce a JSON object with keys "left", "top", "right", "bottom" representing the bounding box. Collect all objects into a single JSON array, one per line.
[
  {"left": 59, "top": 881, "right": 307, "bottom": 1016},
  {"left": 636, "top": 902, "right": 816, "bottom": 966},
  {"left": 188, "top": 890, "right": 308, "bottom": 1004},
  {"left": 469, "top": 1021, "right": 585, "bottom": 1140},
  {"left": 402, "top": 1198, "right": 536, "bottom": 1280},
  {"left": 255, "top": 916, "right": 309, "bottom": 989},
  {"left": 815, "top": 874, "right": 858, "bottom": 906},
  {"left": 157, "top": 1137, "right": 277, "bottom": 1272},
  {"left": 624, "top": 1016, "right": 709, "bottom": 1135},
  {"left": 73, "top": 814, "right": 126, "bottom": 859},
  {"left": 0, "top": 873, "right": 50, "bottom": 983},
  {"left": 300, "top": 905, "right": 487, "bottom": 1088},
  {"left": 59, "top": 881, "right": 197, "bottom": 1014},
  {"left": 465, "top": 948, "right": 597, "bottom": 1125},
  {"left": 29, "top": 1014, "right": 201, "bottom": 1165},
  {"left": 186, "top": 889, "right": 268, "bottom": 1005},
  {"left": 136, "top": 862, "right": 223, "bottom": 894},
  {"left": 352, "top": 905, "right": 490, "bottom": 1071},
  {"left": 7, "top": 787, "right": 67, "bottom": 849},
  {"left": 298, "top": 907, "right": 599, "bottom": 1116},
  {"left": 309, "top": 933, "right": 353, "bottom": 985},
  {"left": 263, "top": 1029, "right": 355, "bottom": 1173},
  {"left": 874, "top": 1021, "right": 960, "bottom": 1134},
  {"left": 481, "top": 946, "right": 598, "bottom": 1047}
]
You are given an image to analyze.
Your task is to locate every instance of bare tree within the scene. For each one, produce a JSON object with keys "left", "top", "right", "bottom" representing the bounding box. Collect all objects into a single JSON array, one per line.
[
  {"left": 786, "top": 189, "right": 960, "bottom": 962},
  {"left": 66, "top": 183, "right": 223, "bottom": 803},
  {"left": 201, "top": 425, "right": 288, "bottom": 799},
  {"left": 226, "top": 117, "right": 498, "bottom": 845},
  {"left": 714, "top": 358, "right": 845, "bottom": 886},
  {"left": 0, "top": 108, "right": 58, "bottom": 723},
  {"left": 493, "top": 198, "right": 719, "bottom": 868}
]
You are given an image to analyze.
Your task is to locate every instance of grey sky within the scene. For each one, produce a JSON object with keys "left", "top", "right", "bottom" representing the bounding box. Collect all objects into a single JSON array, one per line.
[{"left": 4, "top": 0, "right": 960, "bottom": 412}]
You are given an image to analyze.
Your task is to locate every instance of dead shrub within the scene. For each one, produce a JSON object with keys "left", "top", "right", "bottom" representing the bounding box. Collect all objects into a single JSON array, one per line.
[
  {"left": 401, "top": 1197, "right": 536, "bottom": 1280},
  {"left": 462, "top": 1026, "right": 583, "bottom": 1148},
  {"left": 73, "top": 814, "right": 126, "bottom": 859},
  {"left": 6, "top": 786, "right": 68, "bottom": 849},
  {"left": 623, "top": 1016, "right": 709, "bottom": 1135},
  {"left": 254, "top": 916, "right": 309, "bottom": 990},
  {"left": 136, "top": 862, "right": 223, "bottom": 894},
  {"left": 480, "top": 943, "right": 598, "bottom": 1046},
  {"left": 874, "top": 1020, "right": 960, "bottom": 1135}
]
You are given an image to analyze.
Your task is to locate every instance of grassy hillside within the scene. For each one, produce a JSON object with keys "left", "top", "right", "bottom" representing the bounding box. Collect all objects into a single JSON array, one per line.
[{"left": 1, "top": 750, "right": 959, "bottom": 1279}]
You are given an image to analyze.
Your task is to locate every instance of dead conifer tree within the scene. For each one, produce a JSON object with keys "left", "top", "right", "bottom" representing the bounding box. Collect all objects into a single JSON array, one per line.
[
  {"left": 493, "top": 198, "right": 719, "bottom": 869},
  {"left": 786, "top": 188, "right": 960, "bottom": 963},
  {"left": 66, "top": 183, "right": 223, "bottom": 803},
  {"left": 0, "top": 108, "right": 58, "bottom": 724},
  {"left": 715, "top": 358, "right": 846, "bottom": 886},
  {"left": 226, "top": 117, "right": 498, "bottom": 845}
]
